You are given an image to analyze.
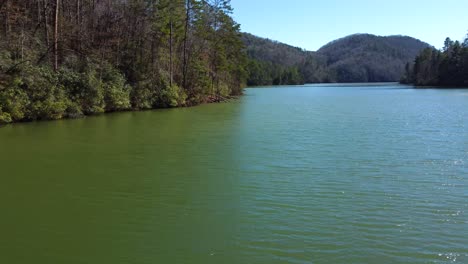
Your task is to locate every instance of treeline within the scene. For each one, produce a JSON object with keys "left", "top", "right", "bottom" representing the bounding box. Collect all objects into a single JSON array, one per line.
[
  {"left": 242, "top": 33, "right": 306, "bottom": 86},
  {"left": 401, "top": 35, "right": 468, "bottom": 86},
  {"left": 243, "top": 33, "right": 430, "bottom": 85},
  {"left": 0, "top": 0, "right": 247, "bottom": 124},
  {"left": 246, "top": 59, "right": 303, "bottom": 86}
]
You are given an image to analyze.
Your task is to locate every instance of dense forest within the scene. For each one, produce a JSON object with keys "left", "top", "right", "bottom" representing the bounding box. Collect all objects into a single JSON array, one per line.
[
  {"left": 244, "top": 33, "right": 430, "bottom": 85},
  {"left": 0, "top": 0, "right": 247, "bottom": 124},
  {"left": 242, "top": 33, "right": 306, "bottom": 86},
  {"left": 401, "top": 35, "right": 468, "bottom": 86},
  {"left": 317, "top": 34, "right": 430, "bottom": 82}
]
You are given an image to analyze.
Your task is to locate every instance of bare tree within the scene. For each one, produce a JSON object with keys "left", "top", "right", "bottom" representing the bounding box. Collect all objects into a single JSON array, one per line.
[
  {"left": 54, "top": 0, "right": 59, "bottom": 71},
  {"left": 182, "top": 0, "right": 191, "bottom": 89}
]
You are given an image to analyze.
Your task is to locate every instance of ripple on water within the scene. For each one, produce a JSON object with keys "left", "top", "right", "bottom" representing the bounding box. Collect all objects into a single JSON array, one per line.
[{"left": 1, "top": 84, "right": 467, "bottom": 264}]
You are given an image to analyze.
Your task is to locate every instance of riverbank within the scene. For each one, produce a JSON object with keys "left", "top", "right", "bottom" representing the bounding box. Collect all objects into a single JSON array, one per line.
[
  {"left": 0, "top": 91, "right": 241, "bottom": 126},
  {"left": 0, "top": 0, "right": 246, "bottom": 126}
]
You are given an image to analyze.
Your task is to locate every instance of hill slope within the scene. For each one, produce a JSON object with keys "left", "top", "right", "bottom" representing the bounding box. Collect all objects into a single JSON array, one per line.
[
  {"left": 242, "top": 33, "right": 308, "bottom": 67},
  {"left": 317, "top": 34, "right": 431, "bottom": 82},
  {"left": 243, "top": 33, "right": 431, "bottom": 85},
  {"left": 242, "top": 33, "right": 308, "bottom": 86}
]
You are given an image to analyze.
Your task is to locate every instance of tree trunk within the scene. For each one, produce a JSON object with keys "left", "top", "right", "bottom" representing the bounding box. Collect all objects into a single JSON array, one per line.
[
  {"left": 43, "top": 0, "right": 50, "bottom": 49},
  {"left": 76, "top": 0, "right": 80, "bottom": 23},
  {"left": 37, "top": 0, "right": 41, "bottom": 24},
  {"left": 151, "top": 37, "right": 155, "bottom": 71},
  {"left": 211, "top": 14, "right": 218, "bottom": 95},
  {"left": 76, "top": 0, "right": 81, "bottom": 50},
  {"left": 21, "top": 25, "right": 24, "bottom": 60},
  {"left": 182, "top": 0, "right": 190, "bottom": 90},
  {"left": 4, "top": 0, "right": 9, "bottom": 41},
  {"left": 169, "top": 17, "right": 173, "bottom": 87},
  {"left": 54, "top": 0, "right": 59, "bottom": 71}
]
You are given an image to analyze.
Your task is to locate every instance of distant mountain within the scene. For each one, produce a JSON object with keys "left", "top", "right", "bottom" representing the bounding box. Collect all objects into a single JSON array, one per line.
[
  {"left": 243, "top": 33, "right": 431, "bottom": 85},
  {"left": 317, "top": 34, "right": 432, "bottom": 82}
]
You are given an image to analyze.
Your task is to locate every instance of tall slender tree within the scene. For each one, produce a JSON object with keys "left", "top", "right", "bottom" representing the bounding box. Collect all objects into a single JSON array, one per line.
[{"left": 53, "top": 0, "right": 59, "bottom": 71}]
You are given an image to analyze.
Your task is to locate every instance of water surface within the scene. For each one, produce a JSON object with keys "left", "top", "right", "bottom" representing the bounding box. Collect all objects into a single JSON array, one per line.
[{"left": 1, "top": 83, "right": 467, "bottom": 263}]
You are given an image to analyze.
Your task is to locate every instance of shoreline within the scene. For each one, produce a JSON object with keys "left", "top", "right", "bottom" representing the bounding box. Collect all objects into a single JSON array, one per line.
[{"left": 0, "top": 94, "right": 242, "bottom": 127}]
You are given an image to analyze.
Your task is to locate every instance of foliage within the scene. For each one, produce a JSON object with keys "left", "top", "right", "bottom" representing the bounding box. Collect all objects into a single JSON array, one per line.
[
  {"left": 0, "top": 78, "right": 30, "bottom": 121},
  {"left": 100, "top": 65, "right": 131, "bottom": 112},
  {"left": 402, "top": 35, "right": 468, "bottom": 86},
  {"left": 0, "top": 0, "right": 246, "bottom": 123},
  {"left": 243, "top": 33, "right": 308, "bottom": 85},
  {"left": 59, "top": 67, "right": 104, "bottom": 115},
  {"left": 0, "top": 107, "right": 12, "bottom": 124},
  {"left": 160, "top": 84, "right": 187, "bottom": 108},
  {"left": 246, "top": 59, "right": 303, "bottom": 86},
  {"left": 130, "top": 78, "right": 159, "bottom": 110}
]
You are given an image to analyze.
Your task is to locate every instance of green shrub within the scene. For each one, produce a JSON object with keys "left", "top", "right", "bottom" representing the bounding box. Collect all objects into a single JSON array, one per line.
[
  {"left": 60, "top": 67, "right": 105, "bottom": 115},
  {"left": 130, "top": 79, "right": 158, "bottom": 110},
  {"left": 160, "top": 84, "right": 187, "bottom": 108},
  {"left": 100, "top": 66, "right": 131, "bottom": 111},
  {"left": 18, "top": 65, "right": 69, "bottom": 120},
  {"left": 0, "top": 107, "right": 12, "bottom": 124},
  {"left": 60, "top": 62, "right": 133, "bottom": 114},
  {"left": 217, "top": 81, "right": 231, "bottom": 98},
  {"left": 64, "top": 101, "right": 83, "bottom": 119},
  {"left": 42, "top": 99, "right": 68, "bottom": 120},
  {"left": 0, "top": 78, "right": 30, "bottom": 121}
]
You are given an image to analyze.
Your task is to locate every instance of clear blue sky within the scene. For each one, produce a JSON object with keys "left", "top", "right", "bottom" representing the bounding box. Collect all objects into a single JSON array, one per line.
[{"left": 231, "top": 0, "right": 468, "bottom": 51}]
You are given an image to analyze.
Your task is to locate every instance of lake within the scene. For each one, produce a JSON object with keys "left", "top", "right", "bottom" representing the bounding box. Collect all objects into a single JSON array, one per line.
[{"left": 0, "top": 83, "right": 467, "bottom": 264}]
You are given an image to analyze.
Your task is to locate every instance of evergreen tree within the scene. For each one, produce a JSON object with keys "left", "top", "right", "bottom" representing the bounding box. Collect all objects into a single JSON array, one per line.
[{"left": 403, "top": 33, "right": 468, "bottom": 87}]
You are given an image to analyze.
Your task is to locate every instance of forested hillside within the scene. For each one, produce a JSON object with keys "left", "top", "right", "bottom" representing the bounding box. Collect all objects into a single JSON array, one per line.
[
  {"left": 318, "top": 34, "right": 430, "bottom": 82},
  {"left": 0, "top": 0, "right": 246, "bottom": 124},
  {"left": 242, "top": 33, "right": 306, "bottom": 86},
  {"left": 401, "top": 36, "right": 468, "bottom": 86},
  {"left": 244, "top": 33, "right": 430, "bottom": 85}
]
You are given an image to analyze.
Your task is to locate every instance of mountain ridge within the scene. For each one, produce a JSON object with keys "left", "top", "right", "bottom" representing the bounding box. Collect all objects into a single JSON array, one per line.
[{"left": 243, "top": 33, "right": 432, "bottom": 85}]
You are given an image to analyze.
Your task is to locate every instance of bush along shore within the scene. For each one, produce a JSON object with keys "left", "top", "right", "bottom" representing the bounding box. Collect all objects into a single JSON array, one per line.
[{"left": 0, "top": 0, "right": 247, "bottom": 125}]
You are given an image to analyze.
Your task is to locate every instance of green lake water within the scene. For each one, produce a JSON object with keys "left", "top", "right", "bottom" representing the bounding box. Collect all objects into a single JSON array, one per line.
[{"left": 0, "top": 83, "right": 467, "bottom": 263}]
